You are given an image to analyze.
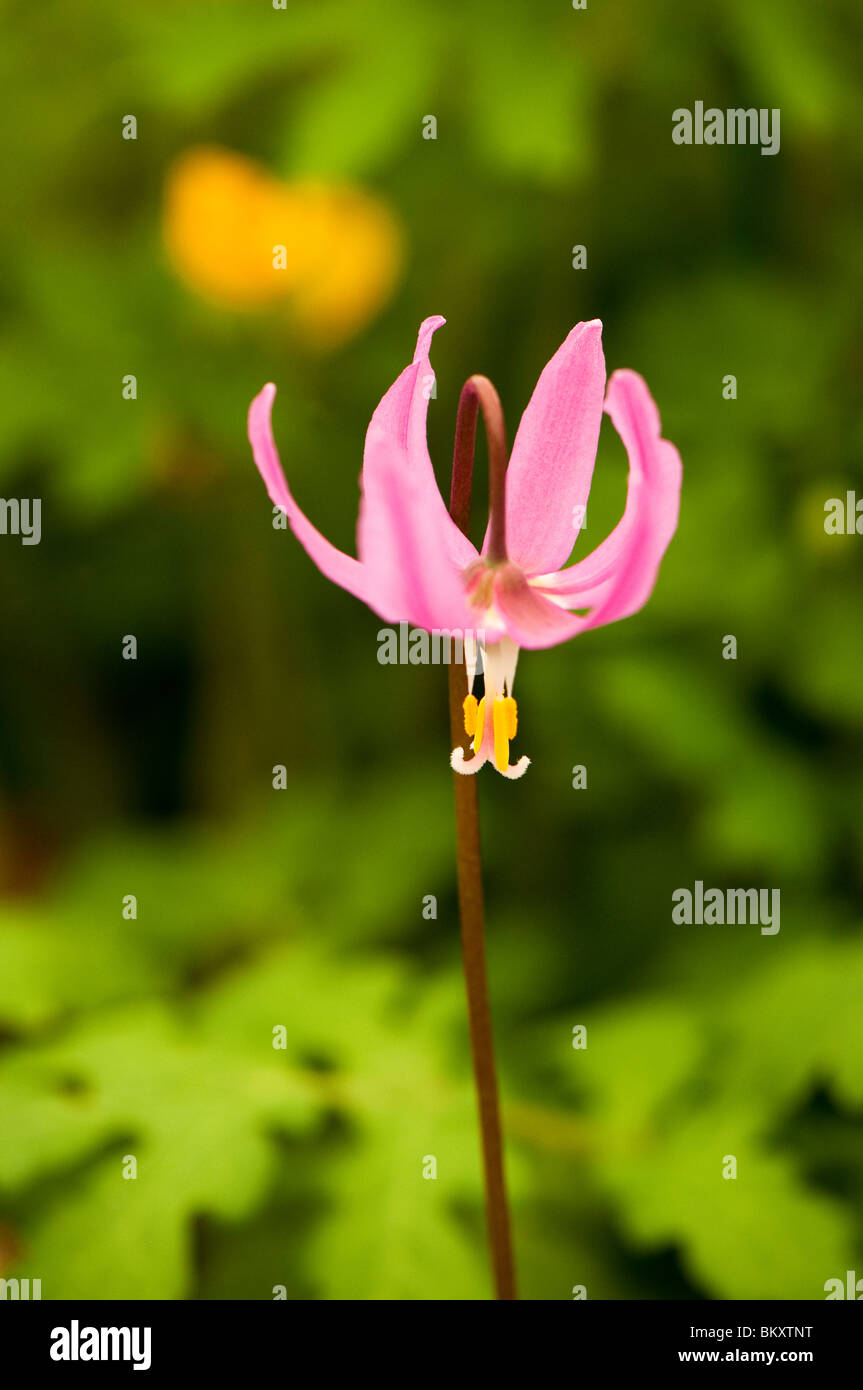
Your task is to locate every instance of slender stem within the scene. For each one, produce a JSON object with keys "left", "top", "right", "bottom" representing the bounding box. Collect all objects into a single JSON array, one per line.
[
  {"left": 448, "top": 380, "right": 516, "bottom": 1300},
  {"left": 450, "top": 374, "right": 508, "bottom": 561},
  {"left": 447, "top": 669, "right": 517, "bottom": 1299}
]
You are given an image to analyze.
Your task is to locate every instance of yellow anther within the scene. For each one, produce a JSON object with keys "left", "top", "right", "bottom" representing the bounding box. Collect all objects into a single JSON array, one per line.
[
  {"left": 493, "top": 697, "right": 513, "bottom": 773},
  {"left": 463, "top": 693, "right": 478, "bottom": 737},
  {"left": 473, "top": 697, "right": 486, "bottom": 753},
  {"left": 503, "top": 695, "right": 517, "bottom": 739}
]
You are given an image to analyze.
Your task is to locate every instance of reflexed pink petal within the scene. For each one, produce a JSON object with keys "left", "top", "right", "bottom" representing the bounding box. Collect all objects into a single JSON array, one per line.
[
  {"left": 493, "top": 565, "right": 593, "bottom": 650},
  {"left": 365, "top": 315, "right": 478, "bottom": 571},
  {"left": 248, "top": 383, "right": 375, "bottom": 606},
  {"left": 534, "top": 574, "right": 615, "bottom": 608},
  {"left": 533, "top": 370, "right": 682, "bottom": 627},
  {"left": 359, "top": 424, "right": 493, "bottom": 634},
  {"left": 488, "top": 320, "right": 606, "bottom": 575}
]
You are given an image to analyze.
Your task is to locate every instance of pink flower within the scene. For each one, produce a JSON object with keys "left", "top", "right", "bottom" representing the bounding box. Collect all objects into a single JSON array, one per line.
[{"left": 248, "top": 316, "right": 682, "bottom": 778}]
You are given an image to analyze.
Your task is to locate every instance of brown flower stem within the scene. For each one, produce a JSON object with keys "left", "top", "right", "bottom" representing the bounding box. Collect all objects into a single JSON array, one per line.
[
  {"left": 450, "top": 375, "right": 508, "bottom": 560},
  {"left": 447, "top": 668, "right": 517, "bottom": 1300},
  {"left": 447, "top": 378, "right": 516, "bottom": 1301}
]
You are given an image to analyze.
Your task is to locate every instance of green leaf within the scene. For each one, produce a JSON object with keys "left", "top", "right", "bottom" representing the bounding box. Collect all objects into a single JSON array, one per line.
[
  {"left": 3, "top": 1006, "right": 318, "bottom": 1298},
  {"left": 604, "top": 1113, "right": 851, "bottom": 1300}
]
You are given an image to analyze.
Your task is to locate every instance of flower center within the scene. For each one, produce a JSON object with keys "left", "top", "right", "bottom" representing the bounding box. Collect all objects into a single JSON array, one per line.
[{"left": 463, "top": 558, "right": 497, "bottom": 611}]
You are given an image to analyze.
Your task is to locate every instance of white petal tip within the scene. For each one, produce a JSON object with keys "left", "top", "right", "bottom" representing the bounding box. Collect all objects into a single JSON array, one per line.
[
  {"left": 501, "top": 756, "right": 531, "bottom": 780},
  {"left": 450, "top": 747, "right": 530, "bottom": 779},
  {"left": 450, "top": 746, "right": 480, "bottom": 776}
]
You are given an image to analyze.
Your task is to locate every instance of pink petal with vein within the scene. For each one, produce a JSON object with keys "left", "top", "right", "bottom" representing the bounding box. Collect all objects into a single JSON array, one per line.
[
  {"left": 365, "top": 315, "right": 478, "bottom": 572},
  {"left": 534, "top": 369, "right": 682, "bottom": 626},
  {"left": 493, "top": 565, "right": 593, "bottom": 650},
  {"left": 359, "top": 424, "right": 492, "bottom": 634},
  {"left": 489, "top": 320, "right": 606, "bottom": 575}
]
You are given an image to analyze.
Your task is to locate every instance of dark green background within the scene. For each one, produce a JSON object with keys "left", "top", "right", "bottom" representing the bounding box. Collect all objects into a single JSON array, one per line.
[{"left": 0, "top": 0, "right": 861, "bottom": 1299}]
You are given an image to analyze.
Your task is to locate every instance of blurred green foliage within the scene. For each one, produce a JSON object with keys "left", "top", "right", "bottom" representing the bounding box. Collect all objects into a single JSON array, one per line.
[{"left": 1, "top": 0, "right": 862, "bottom": 1299}]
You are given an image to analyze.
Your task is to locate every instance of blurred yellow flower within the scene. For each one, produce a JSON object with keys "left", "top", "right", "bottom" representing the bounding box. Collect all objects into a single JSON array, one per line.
[{"left": 163, "top": 147, "right": 403, "bottom": 348}]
